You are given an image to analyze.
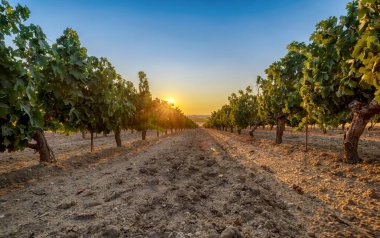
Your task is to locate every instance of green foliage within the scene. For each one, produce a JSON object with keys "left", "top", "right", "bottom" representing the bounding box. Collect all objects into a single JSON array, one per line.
[
  {"left": 207, "top": 0, "right": 379, "bottom": 136},
  {"left": 132, "top": 71, "right": 154, "bottom": 132},
  {"left": 228, "top": 87, "right": 257, "bottom": 130},
  {"left": 1, "top": 0, "right": 195, "bottom": 156},
  {"left": 205, "top": 87, "right": 258, "bottom": 130},
  {"left": 301, "top": 0, "right": 379, "bottom": 128},
  {"left": 40, "top": 28, "right": 89, "bottom": 131},
  {"left": 0, "top": 1, "right": 47, "bottom": 152},
  {"left": 352, "top": 0, "right": 380, "bottom": 102},
  {"left": 257, "top": 41, "right": 307, "bottom": 127}
]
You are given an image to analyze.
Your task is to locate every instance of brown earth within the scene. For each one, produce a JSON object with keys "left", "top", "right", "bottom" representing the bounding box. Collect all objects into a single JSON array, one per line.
[{"left": 0, "top": 128, "right": 379, "bottom": 237}]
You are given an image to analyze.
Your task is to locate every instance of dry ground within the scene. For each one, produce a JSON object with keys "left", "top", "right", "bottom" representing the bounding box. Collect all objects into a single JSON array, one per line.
[{"left": 0, "top": 128, "right": 379, "bottom": 237}]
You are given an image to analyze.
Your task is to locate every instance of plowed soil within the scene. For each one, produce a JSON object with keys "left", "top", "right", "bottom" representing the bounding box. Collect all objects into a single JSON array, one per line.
[{"left": 0, "top": 128, "right": 379, "bottom": 238}]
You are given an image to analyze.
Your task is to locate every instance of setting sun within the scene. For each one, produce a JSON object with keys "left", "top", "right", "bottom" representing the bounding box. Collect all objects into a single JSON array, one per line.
[{"left": 166, "top": 98, "right": 175, "bottom": 105}]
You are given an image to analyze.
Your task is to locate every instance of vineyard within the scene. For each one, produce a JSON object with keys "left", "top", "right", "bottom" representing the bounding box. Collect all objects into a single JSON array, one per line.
[
  {"left": 1, "top": 0, "right": 380, "bottom": 238},
  {"left": 0, "top": 1, "right": 197, "bottom": 162},
  {"left": 204, "top": 1, "right": 380, "bottom": 164}
]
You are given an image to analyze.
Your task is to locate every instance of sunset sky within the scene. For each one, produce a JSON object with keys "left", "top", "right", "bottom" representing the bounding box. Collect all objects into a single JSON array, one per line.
[{"left": 12, "top": 0, "right": 350, "bottom": 115}]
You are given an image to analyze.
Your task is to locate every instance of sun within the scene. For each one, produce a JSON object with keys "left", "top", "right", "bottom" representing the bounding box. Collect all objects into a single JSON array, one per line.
[{"left": 166, "top": 98, "right": 175, "bottom": 105}]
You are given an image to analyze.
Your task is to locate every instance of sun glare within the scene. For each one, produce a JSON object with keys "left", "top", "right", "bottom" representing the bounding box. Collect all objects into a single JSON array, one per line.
[{"left": 166, "top": 98, "right": 175, "bottom": 105}]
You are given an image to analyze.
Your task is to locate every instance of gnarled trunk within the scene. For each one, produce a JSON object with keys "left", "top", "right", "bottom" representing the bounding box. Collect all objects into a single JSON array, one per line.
[
  {"left": 368, "top": 121, "right": 375, "bottom": 131},
  {"left": 90, "top": 131, "right": 94, "bottom": 152},
  {"left": 249, "top": 121, "right": 261, "bottom": 137},
  {"left": 114, "top": 128, "right": 122, "bottom": 147},
  {"left": 275, "top": 116, "right": 286, "bottom": 144},
  {"left": 142, "top": 130, "right": 147, "bottom": 140},
  {"left": 27, "top": 129, "right": 55, "bottom": 163},
  {"left": 343, "top": 100, "right": 380, "bottom": 163}
]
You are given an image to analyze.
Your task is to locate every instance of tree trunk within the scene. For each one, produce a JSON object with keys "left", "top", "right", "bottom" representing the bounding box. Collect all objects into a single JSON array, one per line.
[
  {"left": 341, "top": 123, "right": 345, "bottom": 131},
  {"left": 165, "top": 129, "right": 168, "bottom": 135},
  {"left": 275, "top": 117, "right": 286, "bottom": 144},
  {"left": 368, "top": 121, "right": 375, "bottom": 131},
  {"left": 171, "top": 128, "right": 173, "bottom": 134},
  {"left": 305, "top": 122, "right": 309, "bottom": 152},
  {"left": 343, "top": 100, "right": 380, "bottom": 163},
  {"left": 114, "top": 128, "right": 122, "bottom": 147},
  {"left": 27, "top": 129, "right": 55, "bottom": 163},
  {"left": 262, "top": 125, "right": 265, "bottom": 129},
  {"left": 142, "top": 130, "right": 147, "bottom": 140},
  {"left": 230, "top": 127, "right": 233, "bottom": 133},
  {"left": 82, "top": 131, "right": 86, "bottom": 139},
  {"left": 237, "top": 129, "right": 241, "bottom": 135},
  {"left": 90, "top": 131, "right": 94, "bottom": 152},
  {"left": 270, "top": 124, "right": 274, "bottom": 130},
  {"left": 131, "top": 129, "right": 134, "bottom": 134},
  {"left": 249, "top": 122, "right": 261, "bottom": 137},
  {"left": 103, "top": 131, "right": 108, "bottom": 137},
  {"left": 156, "top": 130, "right": 159, "bottom": 138}
]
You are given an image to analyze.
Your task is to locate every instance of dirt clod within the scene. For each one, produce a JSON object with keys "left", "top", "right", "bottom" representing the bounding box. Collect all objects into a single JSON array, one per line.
[
  {"left": 73, "top": 212, "right": 96, "bottom": 220},
  {"left": 102, "top": 225, "right": 120, "bottom": 238},
  {"left": 57, "top": 201, "right": 76, "bottom": 209},
  {"left": 292, "top": 184, "right": 304, "bottom": 195},
  {"left": 220, "top": 226, "right": 243, "bottom": 238}
]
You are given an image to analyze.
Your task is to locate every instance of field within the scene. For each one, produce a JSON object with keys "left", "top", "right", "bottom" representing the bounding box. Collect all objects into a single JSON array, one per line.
[
  {"left": 0, "top": 128, "right": 379, "bottom": 237},
  {"left": 2, "top": 1, "right": 380, "bottom": 237}
]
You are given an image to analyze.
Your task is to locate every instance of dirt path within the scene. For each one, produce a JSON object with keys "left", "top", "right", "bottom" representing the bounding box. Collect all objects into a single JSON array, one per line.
[{"left": 0, "top": 128, "right": 377, "bottom": 237}]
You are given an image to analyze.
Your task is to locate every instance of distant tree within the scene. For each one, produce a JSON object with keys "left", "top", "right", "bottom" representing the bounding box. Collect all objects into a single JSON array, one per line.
[
  {"left": 229, "top": 86, "right": 256, "bottom": 134},
  {"left": 133, "top": 71, "right": 154, "bottom": 140},
  {"left": 257, "top": 42, "right": 307, "bottom": 143},
  {"left": 110, "top": 76, "right": 136, "bottom": 147}
]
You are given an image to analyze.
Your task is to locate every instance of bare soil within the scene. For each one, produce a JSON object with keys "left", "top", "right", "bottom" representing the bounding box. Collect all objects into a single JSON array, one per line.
[{"left": 0, "top": 128, "right": 379, "bottom": 237}]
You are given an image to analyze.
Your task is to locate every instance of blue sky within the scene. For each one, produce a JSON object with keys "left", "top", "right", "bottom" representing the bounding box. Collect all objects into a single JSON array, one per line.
[{"left": 10, "top": 0, "right": 350, "bottom": 114}]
